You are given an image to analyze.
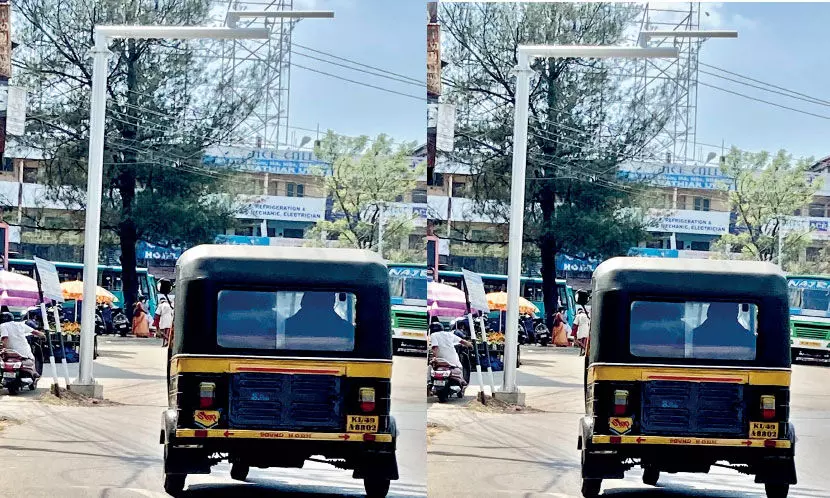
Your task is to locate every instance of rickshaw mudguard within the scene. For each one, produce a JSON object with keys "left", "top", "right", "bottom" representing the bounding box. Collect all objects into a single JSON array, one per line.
[
  {"left": 754, "top": 422, "right": 797, "bottom": 485},
  {"left": 161, "top": 409, "right": 177, "bottom": 445}
]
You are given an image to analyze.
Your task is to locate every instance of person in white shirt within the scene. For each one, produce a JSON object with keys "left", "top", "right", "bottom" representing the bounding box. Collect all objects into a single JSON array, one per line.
[
  {"left": 573, "top": 307, "right": 590, "bottom": 356},
  {"left": 156, "top": 297, "right": 174, "bottom": 347},
  {"left": 429, "top": 322, "right": 472, "bottom": 370},
  {"left": 0, "top": 313, "right": 43, "bottom": 360}
]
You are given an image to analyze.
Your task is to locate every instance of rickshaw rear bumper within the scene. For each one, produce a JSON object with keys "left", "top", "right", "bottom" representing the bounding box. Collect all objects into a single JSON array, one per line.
[{"left": 579, "top": 416, "right": 796, "bottom": 483}]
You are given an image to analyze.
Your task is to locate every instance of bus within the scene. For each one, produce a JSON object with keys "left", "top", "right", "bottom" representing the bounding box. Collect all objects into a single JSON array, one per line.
[
  {"left": 437, "top": 270, "right": 576, "bottom": 325},
  {"left": 787, "top": 274, "right": 830, "bottom": 359},
  {"left": 387, "top": 262, "right": 428, "bottom": 354},
  {"left": 8, "top": 258, "right": 159, "bottom": 318}
]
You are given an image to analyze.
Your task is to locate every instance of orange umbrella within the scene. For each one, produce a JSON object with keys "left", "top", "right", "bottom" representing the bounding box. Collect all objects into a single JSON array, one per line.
[
  {"left": 486, "top": 291, "right": 539, "bottom": 315},
  {"left": 60, "top": 280, "right": 118, "bottom": 304}
]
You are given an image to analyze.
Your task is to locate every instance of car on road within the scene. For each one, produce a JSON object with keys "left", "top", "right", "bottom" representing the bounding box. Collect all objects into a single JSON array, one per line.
[{"left": 579, "top": 257, "right": 796, "bottom": 498}]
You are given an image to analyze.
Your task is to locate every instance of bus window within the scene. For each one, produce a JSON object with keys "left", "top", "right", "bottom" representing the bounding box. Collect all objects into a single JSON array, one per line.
[
  {"left": 482, "top": 278, "right": 504, "bottom": 294},
  {"left": 100, "top": 271, "right": 123, "bottom": 291},
  {"left": 139, "top": 274, "right": 150, "bottom": 298},
  {"left": 523, "top": 281, "right": 543, "bottom": 302},
  {"left": 58, "top": 269, "right": 82, "bottom": 282}
]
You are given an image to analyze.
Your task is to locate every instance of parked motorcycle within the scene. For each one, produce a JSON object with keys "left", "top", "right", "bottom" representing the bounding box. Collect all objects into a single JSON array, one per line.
[
  {"left": 428, "top": 345, "right": 471, "bottom": 403},
  {"left": 524, "top": 314, "right": 551, "bottom": 346},
  {"left": 1, "top": 333, "right": 44, "bottom": 395},
  {"left": 112, "top": 307, "right": 130, "bottom": 337}
]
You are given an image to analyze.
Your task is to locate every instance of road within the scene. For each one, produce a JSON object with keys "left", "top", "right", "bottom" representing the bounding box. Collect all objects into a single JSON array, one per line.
[
  {"left": 0, "top": 337, "right": 426, "bottom": 497},
  {"left": 428, "top": 346, "right": 830, "bottom": 498}
]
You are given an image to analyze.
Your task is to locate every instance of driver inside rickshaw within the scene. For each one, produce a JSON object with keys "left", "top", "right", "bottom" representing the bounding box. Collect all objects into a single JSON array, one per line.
[
  {"left": 284, "top": 292, "right": 353, "bottom": 346},
  {"left": 692, "top": 302, "right": 756, "bottom": 354}
]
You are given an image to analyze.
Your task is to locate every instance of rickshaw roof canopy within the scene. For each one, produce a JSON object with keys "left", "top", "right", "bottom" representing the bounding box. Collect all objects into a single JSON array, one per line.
[
  {"left": 176, "top": 245, "right": 389, "bottom": 289},
  {"left": 594, "top": 257, "right": 787, "bottom": 298}
]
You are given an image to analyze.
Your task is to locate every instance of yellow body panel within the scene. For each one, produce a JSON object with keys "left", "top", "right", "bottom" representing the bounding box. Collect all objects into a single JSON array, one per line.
[
  {"left": 588, "top": 364, "right": 790, "bottom": 387},
  {"left": 170, "top": 355, "right": 392, "bottom": 378},
  {"left": 591, "top": 435, "right": 791, "bottom": 449},
  {"left": 176, "top": 429, "right": 393, "bottom": 443}
]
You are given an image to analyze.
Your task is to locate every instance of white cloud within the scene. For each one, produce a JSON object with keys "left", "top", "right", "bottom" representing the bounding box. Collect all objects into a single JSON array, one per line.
[{"left": 701, "top": 3, "right": 759, "bottom": 30}]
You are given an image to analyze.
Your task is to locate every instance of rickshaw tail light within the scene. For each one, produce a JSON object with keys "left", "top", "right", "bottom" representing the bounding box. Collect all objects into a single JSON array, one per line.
[
  {"left": 761, "top": 395, "right": 776, "bottom": 419},
  {"left": 199, "top": 382, "right": 216, "bottom": 409},
  {"left": 613, "top": 389, "right": 629, "bottom": 416},
  {"left": 359, "top": 387, "right": 376, "bottom": 412}
]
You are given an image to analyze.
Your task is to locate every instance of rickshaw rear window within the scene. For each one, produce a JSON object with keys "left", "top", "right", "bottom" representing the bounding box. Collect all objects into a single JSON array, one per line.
[
  {"left": 629, "top": 300, "right": 757, "bottom": 360},
  {"left": 216, "top": 290, "right": 356, "bottom": 351}
]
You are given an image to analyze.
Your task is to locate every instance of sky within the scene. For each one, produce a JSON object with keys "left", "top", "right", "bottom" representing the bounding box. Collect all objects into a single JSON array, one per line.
[
  {"left": 665, "top": 2, "right": 830, "bottom": 162},
  {"left": 283, "top": 2, "right": 830, "bottom": 162},
  {"left": 286, "top": 0, "right": 425, "bottom": 147}
]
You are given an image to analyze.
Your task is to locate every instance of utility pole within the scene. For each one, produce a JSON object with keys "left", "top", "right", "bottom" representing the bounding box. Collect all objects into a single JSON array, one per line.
[{"left": 426, "top": 2, "right": 440, "bottom": 187}]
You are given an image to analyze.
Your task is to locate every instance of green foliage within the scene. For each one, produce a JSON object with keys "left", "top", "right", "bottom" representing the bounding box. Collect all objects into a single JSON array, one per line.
[
  {"left": 305, "top": 132, "right": 422, "bottom": 257},
  {"left": 441, "top": 2, "right": 667, "bottom": 320},
  {"left": 713, "top": 147, "right": 821, "bottom": 265},
  {"left": 13, "top": 0, "right": 266, "bottom": 309}
]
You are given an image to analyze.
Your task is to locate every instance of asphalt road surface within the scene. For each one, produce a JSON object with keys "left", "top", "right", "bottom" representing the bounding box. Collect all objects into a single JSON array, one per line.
[
  {"left": 0, "top": 337, "right": 426, "bottom": 497},
  {"left": 428, "top": 346, "right": 830, "bottom": 498}
]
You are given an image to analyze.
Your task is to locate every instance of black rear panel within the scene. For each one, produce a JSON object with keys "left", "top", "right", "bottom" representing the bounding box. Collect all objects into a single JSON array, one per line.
[
  {"left": 641, "top": 381, "right": 745, "bottom": 436},
  {"left": 229, "top": 373, "right": 342, "bottom": 430}
]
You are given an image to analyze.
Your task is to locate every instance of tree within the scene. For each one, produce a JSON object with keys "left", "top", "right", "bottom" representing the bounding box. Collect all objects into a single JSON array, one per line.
[
  {"left": 440, "top": 2, "right": 670, "bottom": 326},
  {"left": 714, "top": 147, "right": 822, "bottom": 267},
  {"left": 13, "top": 0, "right": 264, "bottom": 314},
  {"left": 306, "top": 131, "right": 423, "bottom": 258}
]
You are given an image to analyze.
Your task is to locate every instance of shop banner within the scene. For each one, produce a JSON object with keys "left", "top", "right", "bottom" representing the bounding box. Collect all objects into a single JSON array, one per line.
[
  {"left": 137, "top": 241, "right": 184, "bottom": 262},
  {"left": 33, "top": 256, "right": 63, "bottom": 303},
  {"left": 645, "top": 209, "right": 730, "bottom": 235},
  {"left": 618, "top": 162, "right": 734, "bottom": 190},
  {"left": 214, "top": 235, "right": 270, "bottom": 246},
  {"left": 203, "top": 146, "right": 331, "bottom": 176},
  {"left": 462, "top": 268, "right": 490, "bottom": 313},
  {"left": 628, "top": 247, "right": 679, "bottom": 258},
  {"left": 556, "top": 254, "right": 600, "bottom": 272},
  {"left": 236, "top": 195, "right": 325, "bottom": 222}
]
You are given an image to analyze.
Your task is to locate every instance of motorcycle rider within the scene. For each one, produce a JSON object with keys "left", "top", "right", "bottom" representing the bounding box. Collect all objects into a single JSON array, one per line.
[
  {"left": 0, "top": 312, "right": 44, "bottom": 361},
  {"left": 430, "top": 316, "right": 473, "bottom": 376}
]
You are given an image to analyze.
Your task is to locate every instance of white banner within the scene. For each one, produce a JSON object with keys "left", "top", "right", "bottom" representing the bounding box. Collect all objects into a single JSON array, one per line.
[
  {"left": 235, "top": 195, "right": 325, "bottom": 222},
  {"left": 436, "top": 103, "right": 456, "bottom": 152},
  {"left": 6, "top": 87, "right": 26, "bottom": 136},
  {"left": 645, "top": 209, "right": 730, "bottom": 235}
]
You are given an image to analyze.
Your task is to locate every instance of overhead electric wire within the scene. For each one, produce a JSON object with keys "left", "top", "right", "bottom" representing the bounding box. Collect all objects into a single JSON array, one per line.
[
  {"left": 698, "top": 81, "right": 830, "bottom": 121},
  {"left": 289, "top": 61, "right": 425, "bottom": 101},
  {"left": 291, "top": 42, "right": 425, "bottom": 85}
]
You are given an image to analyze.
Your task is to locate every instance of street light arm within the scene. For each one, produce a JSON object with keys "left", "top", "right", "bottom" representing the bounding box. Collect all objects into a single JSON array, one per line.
[
  {"left": 638, "top": 30, "right": 738, "bottom": 47},
  {"left": 94, "top": 26, "right": 270, "bottom": 44},
  {"left": 517, "top": 45, "right": 679, "bottom": 63},
  {"left": 226, "top": 10, "right": 335, "bottom": 28}
]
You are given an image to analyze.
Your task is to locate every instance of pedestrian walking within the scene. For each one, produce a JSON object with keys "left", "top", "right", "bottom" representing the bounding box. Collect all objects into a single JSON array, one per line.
[
  {"left": 573, "top": 307, "right": 590, "bottom": 356},
  {"left": 155, "top": 296, "right": 174, "bottom": 347},
  {"left": 552, "top": 306, "right": 570, "bottom": 347},
  {"left": 132, "top": 299, "right": 150, "bottom": 338}
]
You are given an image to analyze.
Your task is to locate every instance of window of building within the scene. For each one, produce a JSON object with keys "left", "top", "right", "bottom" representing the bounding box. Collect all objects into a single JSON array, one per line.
[
  {"left": 451, "top": 181, "right": 466, "bottom": 198},
  {"left": 676, "top": 240, "right": 685, "bottom": 250},
  {"left": 1, "top": 158, "right": 13, "bottom": 172},
  {"left": 676, "top": 195, "right": 687, "bottom": 210},
  {"left": 693, "top": 197, "right": 710, "bottom": 211},
  {"left": 408, "top": 234, "right": 424, "bottom": 249},
  {"left": 267, "top": 227, "right": 277, "bottom": 237},
  {"left": 286, "top": 183, "right": 304, "bottom": 198},
  {"left": 22, "top": 167, "right": 38, "bottom": 183},
  {"left": 433, "top": 173, "right": 445, "bottom": 187},
  {"left": 411, "top": 189, "right": 427, "bottom": 204},
  {"left": 268, "top": 179, "right": 280, "bottom": 196},
  {"left": 690, "top": 241, "right": 710, "bottom": 251},
  {"left": 283, "top": 228, "right": 305, "bottom": 239},
  {"left": 809, "top": 203, "right": 827, "bottom": 218},
  {"left": 806, "top": 247, "right": 822, "bottom": 262}
]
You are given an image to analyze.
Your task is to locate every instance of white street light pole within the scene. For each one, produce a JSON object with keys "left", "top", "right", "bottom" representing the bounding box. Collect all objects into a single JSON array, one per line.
[
  {"left": 77, "top": 18, "right": 338, "bottom": 393},
  {"left": 500, "top": 45, "right": 678, "bottom": 400},
  {"left": 226, "top": 10, "right": 334, "bottom": 28}
]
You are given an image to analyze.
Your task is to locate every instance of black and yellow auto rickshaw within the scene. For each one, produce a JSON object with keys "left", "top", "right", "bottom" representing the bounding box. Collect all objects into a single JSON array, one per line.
[
  {"left": 579, "top": 257, "right": 796, "bottom": 498},
  {"left": 160, "top": 245, "right": 398, "bottom": 497}
]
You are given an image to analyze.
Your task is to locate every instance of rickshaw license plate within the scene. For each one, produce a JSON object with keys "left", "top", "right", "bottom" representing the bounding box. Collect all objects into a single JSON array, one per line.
[
  {"left": 801, "top": 340, "right": 822, "bottom": 347},
  {"left": 750, "top": 422, "right": 778, "bottom": 439},
  {"left": 347, "top": 415, "right": 379, "bottom": 432}
]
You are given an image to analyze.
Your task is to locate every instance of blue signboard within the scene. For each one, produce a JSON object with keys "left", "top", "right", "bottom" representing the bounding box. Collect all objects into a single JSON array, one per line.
[
  {"left": 627, "top": 247, "right": 679, "bottom": 258},
  {"left": 617, "top": 164, "right": 734, "bottom": 191},
  {"left": 214, "top": 235, "right": 270, "bottom": 246},
  {"left": 389, "top": 267, "right": 429, "bottom": 279},
  {"left": 788, "top": 278, "right": 830, "bottom": 290},
  {"left": 203, "top": 147, "right": 332, "bottom": 176},
  {"left": 556, "top": 254, "right": 600, "bottom": 272},
  {"left": 137, "top": 241, "right": 184, "bottom": 261}
]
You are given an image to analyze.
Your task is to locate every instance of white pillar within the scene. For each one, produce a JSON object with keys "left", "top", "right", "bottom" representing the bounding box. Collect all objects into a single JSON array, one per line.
[
  {"left": 77, "top": 34, "right": 111, "bottom": 387},
  {"left": 501, "top": 53, "right": 533, "bottom": 395}
]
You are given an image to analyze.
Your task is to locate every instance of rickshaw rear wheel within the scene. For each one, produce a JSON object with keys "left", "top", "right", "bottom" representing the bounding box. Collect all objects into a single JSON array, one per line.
[
  {"left": 581, "top": 478, "right": 601, "bottom": 497},
  {"left": 163, "top": 473, "right": 185, "bottom": 496},
  {"left": 642, "top": 467, "right": 660, "bottom": 486},
  {"left": 765, "top": 483, "right": 789, "bottom": 498},
  {"left": 364, "top": 477, "right": 391, "bottom": 497},
  {"left": 230, "top": 463, "right": 249, "bottom": 481}
]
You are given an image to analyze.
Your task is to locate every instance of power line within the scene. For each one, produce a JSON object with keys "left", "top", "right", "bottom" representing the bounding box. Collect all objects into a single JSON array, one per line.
[
  {"left": 290, "top": 61, "right": 425, "bottom": 101},
  {"left": 698, "top": 81, "right": 830, "bottom": 121},
  {"left": 699, "top": 69, "right": 830, "bottom": 108},
  {"left": 292, "top": 48, "right": 424, "bottom": 88},
  {"left": 292, "top": 42, "right": 425, "bottom": 85},
  {"left": 700, "top": 62, "right": 830, "bottom": 107}
]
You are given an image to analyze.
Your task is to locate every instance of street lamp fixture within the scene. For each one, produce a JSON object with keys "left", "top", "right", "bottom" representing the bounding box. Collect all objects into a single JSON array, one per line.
[
  {"left": 226, "top": 10, "right": 335, "bottom": 28},
  {"left": 638, "top": 30, "right": 738, "bottom": 47},
  {"left": 500, "top": 44, "right": 679, "bottom": 403}
]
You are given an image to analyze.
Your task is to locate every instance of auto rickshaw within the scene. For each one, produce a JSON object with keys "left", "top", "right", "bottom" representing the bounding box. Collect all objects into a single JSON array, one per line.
[
  {"left": 578, "top": 257, "right": 796, "bottom": 498},
  {"left": 160, "top": 245, "right": 398, "bottom": 497}
]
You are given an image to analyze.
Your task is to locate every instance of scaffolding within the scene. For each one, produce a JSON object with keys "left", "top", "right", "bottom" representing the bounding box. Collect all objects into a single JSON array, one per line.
[
  {"left": 633, "top": 2, "right": 702, "bottom": 165},
  {"left": 208, "top": 0, "right": 296, "bottom": 149}
]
